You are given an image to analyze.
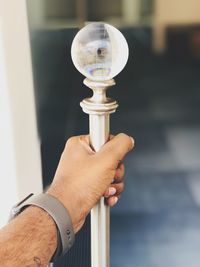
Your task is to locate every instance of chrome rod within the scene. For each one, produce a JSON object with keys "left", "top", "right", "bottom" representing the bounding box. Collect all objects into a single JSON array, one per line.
[
  {"left": 89, "top": 114, "right": 110, "bottom": 267},
  {"left": 71, "top": 22, "right": 129, "bottom": 267},
  {"left": 80, "top": 78, "right": 118, "bottom": 267}
]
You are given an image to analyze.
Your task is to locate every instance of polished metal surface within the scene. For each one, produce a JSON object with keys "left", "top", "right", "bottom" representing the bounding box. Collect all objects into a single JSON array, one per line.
[
  {"left": 80, "top": 78, "right": 118, "bottom": 267},
  {"left": 90, "top": 114, "right": 110, "bottom": 267}
]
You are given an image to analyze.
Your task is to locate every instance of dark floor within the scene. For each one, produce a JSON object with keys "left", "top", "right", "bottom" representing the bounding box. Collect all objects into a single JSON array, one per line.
[{"left": 30, "top": 27, "right": 200, "bottom": 266}]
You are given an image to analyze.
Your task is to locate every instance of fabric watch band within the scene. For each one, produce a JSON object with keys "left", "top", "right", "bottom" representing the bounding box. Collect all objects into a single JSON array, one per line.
[{"left": 9, "top": 193, "right": 75, "bottom": 262}]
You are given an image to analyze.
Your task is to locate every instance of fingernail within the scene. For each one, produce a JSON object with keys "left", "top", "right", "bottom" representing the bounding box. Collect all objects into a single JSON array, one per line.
[
  {"left": 130, "top": 136, "right": 135, "bottom": 148},
  {"left": 112, "top": 196, "right": 118, "bottom": 206},
  {"left": 109, "top": 187, "right": 117, "bottom": 196}
]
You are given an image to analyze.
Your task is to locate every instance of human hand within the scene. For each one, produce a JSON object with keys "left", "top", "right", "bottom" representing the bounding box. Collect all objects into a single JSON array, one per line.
[
  {"left": 47, "top": 133, "right": 134, "bottom": 233},
  {"left": 103, "top": 160, "right": 126, "bottom": 207}
]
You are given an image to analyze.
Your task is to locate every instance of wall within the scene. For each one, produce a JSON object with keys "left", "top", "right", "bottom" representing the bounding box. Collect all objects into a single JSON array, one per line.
[{"left": 0, "top": 0, "right": 42, "bottom": 226}]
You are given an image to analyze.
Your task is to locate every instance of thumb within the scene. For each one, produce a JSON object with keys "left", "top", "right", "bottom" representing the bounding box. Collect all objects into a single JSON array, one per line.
[{"left": 98, "top": 133, "right": 134, "bottom": 164}]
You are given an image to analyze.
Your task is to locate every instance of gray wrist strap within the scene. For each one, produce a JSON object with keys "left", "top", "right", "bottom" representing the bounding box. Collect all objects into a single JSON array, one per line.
[
  {"left": 10, "top": 193, "right": 75, "bottom": 261},
  {"left": 26, "top": 194, "right": 75, "bottom": 256}
]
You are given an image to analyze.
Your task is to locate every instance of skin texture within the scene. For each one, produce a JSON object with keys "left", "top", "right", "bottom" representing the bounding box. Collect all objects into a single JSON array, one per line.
[{"left": 0, "top": 133, "right": 134, "bottom": 266}]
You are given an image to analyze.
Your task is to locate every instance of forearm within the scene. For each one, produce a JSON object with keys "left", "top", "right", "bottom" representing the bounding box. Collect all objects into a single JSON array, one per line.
[
  {"left": 0, "top": 134, "right": 133, "bottom": 266},
  {"left": 0, "top": 206, "right": 57, "bottom": 267}
]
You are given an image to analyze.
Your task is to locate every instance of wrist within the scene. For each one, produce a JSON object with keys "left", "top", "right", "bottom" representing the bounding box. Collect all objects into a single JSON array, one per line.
[
  {"left": 47, "top": 185, "right": 85, "bottom": 234},
  {"left": 21, "top": 206, "right": 57, "bottom": 259},
  {"left": 10, "top": 193, "right": 75, "bottom": 260}
]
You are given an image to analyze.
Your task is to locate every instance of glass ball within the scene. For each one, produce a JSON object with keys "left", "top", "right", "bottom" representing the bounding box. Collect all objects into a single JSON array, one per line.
[{"left": 71, "top": 22, "right": 129, "bottom": 81}]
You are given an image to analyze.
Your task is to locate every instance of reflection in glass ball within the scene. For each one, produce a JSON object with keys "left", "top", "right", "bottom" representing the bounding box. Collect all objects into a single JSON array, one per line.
[{"left": 71, "top": 22, "right": 129, "bottom": 81}]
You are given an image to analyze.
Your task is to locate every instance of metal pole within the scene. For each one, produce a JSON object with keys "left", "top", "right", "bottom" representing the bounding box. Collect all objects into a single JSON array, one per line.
[
  {"left": 80, "top": 78, "right": 118, "bottom": 267},
  {"left": 71, "top": 21, "right": 129, "bottom": 267},
  {"left": 89, "top": 114, "right": 110, "bottom": 267}
]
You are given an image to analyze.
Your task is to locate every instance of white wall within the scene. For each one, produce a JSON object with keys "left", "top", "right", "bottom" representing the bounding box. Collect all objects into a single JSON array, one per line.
[{"left": 0, "top": 0, "right": 43, "bottom": 227}]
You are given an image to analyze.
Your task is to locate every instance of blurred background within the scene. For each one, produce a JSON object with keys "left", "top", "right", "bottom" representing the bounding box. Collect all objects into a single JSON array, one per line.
[{"left": 26, "top": 0, "right": 200, "bottom": 266}]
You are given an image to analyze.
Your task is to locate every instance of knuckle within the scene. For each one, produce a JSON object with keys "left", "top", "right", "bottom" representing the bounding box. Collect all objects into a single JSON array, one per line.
[
  {"left": 120, "top": 183, "right": 125, "bottom": 192},
  {"left": 115, "top": 170, "right": 124, "bottom": 181},
  {"left": 65, "top": 136, "right": 77, "bottom": 147},
  {"left": 109, "top": 134, "right": 115, "bottom": 140},
  {"left": 118, "top": 133, "right": 129, "bottom": 140},
  {"left": 117, "top": 133, "right": 134, "bottom": 150},
  {"left": 116, "top": 182, "right": 124, "bottom": 194}
]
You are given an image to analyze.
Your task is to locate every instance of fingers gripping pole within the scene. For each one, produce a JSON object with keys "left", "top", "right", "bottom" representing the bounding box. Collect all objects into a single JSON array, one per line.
[{"left": 89, "top": 114, "right": 110, "bottom": 267}]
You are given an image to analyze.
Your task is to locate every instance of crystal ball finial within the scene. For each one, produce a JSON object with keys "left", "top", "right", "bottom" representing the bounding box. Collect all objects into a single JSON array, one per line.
[{"left": 71, "top": 22, "right": 129, "bottom": 82}]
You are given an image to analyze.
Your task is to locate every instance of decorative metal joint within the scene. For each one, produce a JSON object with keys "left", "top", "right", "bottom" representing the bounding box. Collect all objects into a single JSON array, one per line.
[{"left": 80, "top": 78, "right": 119, "bottom": 115}]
